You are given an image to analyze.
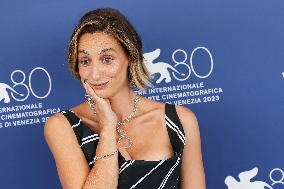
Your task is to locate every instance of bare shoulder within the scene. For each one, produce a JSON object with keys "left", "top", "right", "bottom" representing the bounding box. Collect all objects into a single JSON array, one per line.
[
  {"left": 44, "top": 113, "right": 70, "bottom": 142},
  {"left": 174, "top": 104, "right": 200, "bottom": 141},
  {"left": 44, "top": 103, "right": 88, "bottom": 147},
  {"left": 139, "top": 97, "right": 165, "bottom": 114},
  {"left": 44, "top": 112, "right": 69, "bottom": 132},
  {"left": 175, "top": 104, "right": 198, "bottom": 124}
]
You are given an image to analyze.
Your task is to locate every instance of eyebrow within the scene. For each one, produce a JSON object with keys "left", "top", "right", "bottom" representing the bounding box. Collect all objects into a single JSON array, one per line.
[
  {"left": 78, "top": 48, "right": 117, "bottom": 56},
  {"left": 78, "top": 49, "right": 90, "bottom": 56},
  {"left": 99, "top": 47, "right": 117, "bottom": 54}
]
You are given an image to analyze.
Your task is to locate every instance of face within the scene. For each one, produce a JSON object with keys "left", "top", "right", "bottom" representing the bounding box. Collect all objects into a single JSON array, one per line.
[{"left": 77, "top": 32, "right": 130, "bottom": 98}]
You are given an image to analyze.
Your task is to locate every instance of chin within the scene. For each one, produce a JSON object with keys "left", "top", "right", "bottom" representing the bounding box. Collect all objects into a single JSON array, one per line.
[
  {"left": 93, "top": 89, "right": 117, "bottom": 99},
  {"left": 93, "top": 91, "right": 109, "bottom": 99}
]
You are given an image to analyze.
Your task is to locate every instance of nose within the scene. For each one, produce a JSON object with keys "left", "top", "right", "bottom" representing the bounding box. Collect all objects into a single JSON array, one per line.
[{"left": 88, "top": 63, "right": 102, "bottom": 81}]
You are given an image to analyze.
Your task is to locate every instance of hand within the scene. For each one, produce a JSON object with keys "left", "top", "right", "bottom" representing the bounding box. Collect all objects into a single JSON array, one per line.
[{"left": 82, "top": 79, "right": 118, "bottom": 133}]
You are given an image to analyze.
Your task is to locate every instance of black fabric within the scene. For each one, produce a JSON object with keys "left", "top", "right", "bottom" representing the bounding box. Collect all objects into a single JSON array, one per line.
[{"left": 60, "top": 103, "right": 186, "bottom": 189}]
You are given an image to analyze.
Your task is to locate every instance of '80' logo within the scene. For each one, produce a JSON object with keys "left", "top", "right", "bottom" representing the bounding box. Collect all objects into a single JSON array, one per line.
[
  {"left": 0, "top": 67, "right": 51, "bottom": 104},
  {"left": 143, "top": 47, "right": 214, "bottom": 84}
]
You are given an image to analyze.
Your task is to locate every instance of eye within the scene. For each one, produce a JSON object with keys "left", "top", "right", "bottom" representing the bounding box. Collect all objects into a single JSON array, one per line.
[
  {"left": 102, "top": 55, "right": 114, "bottom": 64},
  {"left": 79, "top": 59, "right": 90, "bottom": 66}
]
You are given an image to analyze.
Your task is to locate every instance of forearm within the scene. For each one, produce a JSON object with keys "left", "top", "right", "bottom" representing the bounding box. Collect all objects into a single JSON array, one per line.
[{"left": 83, "top": 129, "right": 119, "bottom": 189}]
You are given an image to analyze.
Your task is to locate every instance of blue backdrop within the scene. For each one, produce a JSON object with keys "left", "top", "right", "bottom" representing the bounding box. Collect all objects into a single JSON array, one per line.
[{"left": 0, "top": 1, "right": 284, "bottom": 188}]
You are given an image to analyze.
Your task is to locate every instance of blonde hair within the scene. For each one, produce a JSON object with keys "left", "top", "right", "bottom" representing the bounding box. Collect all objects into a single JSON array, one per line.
[{"left": 68, "top": 8, "right": 154, "bottom": 91}]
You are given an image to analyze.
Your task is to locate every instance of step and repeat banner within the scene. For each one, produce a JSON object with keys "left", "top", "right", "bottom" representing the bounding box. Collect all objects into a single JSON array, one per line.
[{"left": 1, "top": 1, "right": 284, "bottom": 188}]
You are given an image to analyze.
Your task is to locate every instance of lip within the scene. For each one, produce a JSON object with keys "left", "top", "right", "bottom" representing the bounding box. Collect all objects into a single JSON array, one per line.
[{"left": 91, "top": 81, "right": 109, "bottom": 90}]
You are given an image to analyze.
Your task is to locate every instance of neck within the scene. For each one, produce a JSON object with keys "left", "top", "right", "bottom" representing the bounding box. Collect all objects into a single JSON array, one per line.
[{"left": 108, "top": 86, "right": 138, "bottom": 122}]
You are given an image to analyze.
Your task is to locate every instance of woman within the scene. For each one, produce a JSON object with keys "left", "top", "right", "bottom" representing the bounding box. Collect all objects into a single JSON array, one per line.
[{"left": 44, "top": 8, "right": 206, "bottom": 189}]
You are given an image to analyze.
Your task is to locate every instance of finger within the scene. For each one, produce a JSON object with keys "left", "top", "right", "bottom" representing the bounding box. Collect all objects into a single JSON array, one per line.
[
  {"left": 81, "top": 78, "right": 88, "bottom": 90},
  {"left": 82, "top": 79, "right": 100, "bottom": 102},
  {"left": 81, "top": 78, "right": 92, "bottom": 97}
]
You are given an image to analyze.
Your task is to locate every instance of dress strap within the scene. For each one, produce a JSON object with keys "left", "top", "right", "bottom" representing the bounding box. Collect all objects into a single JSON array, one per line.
[
  {"left": 60, "top": 110, "right": 84, "bottom": 145},
  {"left": 165, "top": 103, "right": 186, "bottom": 153},
  {"left": 60, "top": 110, "right": 79, "bottom": 127}
]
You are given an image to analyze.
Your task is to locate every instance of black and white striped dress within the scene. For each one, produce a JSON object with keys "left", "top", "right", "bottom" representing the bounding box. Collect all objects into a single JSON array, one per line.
[{"left": 60, "top": 103, "right": 186, "bottom": 189}]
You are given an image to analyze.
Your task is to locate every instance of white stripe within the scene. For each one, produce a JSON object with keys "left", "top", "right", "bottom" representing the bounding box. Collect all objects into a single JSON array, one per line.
[
  {"left": 158, "top": 157, "right": 181, "bottom": 189},
  {"left": 119, "top": 160, "right": 135, "bottom": 173},
  {"left": 119, "top": 162, "right": 128, "bottom": 171},
  {"left": 165, "top": 121, "right": 185, "bottom": 145},
  {"left": 165, "top": 115, "right": 185, "bottom": 139},
  {"left": 130, "top": 160, "right": 165, "bottom": 189},
  {"left": 80, "top": 137, "right": 99, "bottom": 147},
  {"left": 82, "top": 134, "right": 99, "bottom": 142},
  {"left": 119, "top": 161, "right": 130, "bottom": 172},
  {"left": 165, "top": 120, "right": 185, "bottom": 144},
  {"left": 71, "top": 119, "right": 82, "bottom": 128},
  {"left": 165, "top": 115, "right": 186, "bottom": 143}
]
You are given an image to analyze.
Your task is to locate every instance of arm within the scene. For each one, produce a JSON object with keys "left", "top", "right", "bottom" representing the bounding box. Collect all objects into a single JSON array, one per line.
[
  {"left": 44, "top": 113, "right": 119, "bottom": 189},
  {"left": 175, "top": 105, "right": 206, "bottom": 189}
]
